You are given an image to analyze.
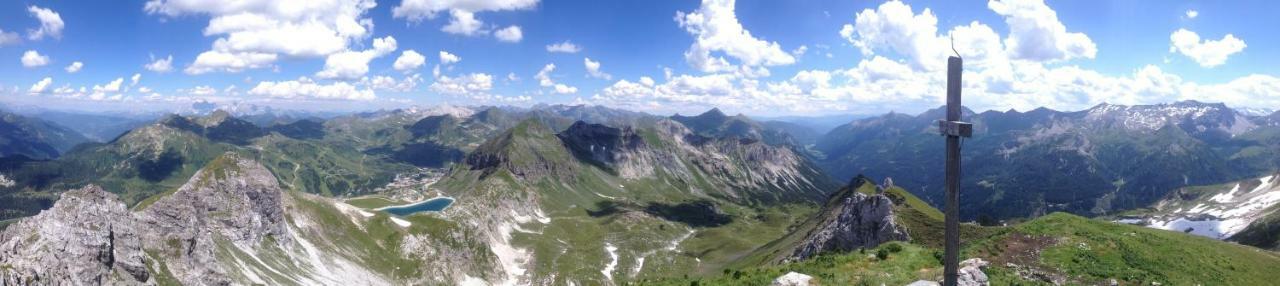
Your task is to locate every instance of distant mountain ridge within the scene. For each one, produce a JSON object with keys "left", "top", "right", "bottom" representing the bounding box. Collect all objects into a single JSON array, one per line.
[
  {"left": 816, "top": 100, "right": 1280, "bottom": 220},
  {"left": 0, "top": 110, "right": 89, "bottom": 160}
]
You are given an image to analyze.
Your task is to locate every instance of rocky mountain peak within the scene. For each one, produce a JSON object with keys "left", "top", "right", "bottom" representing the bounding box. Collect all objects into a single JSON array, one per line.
[
  {"left": 0, "top": 185, "right": 151, "bottom": 284},
  {"left": 465, "top": 119, "right": 579, "bottom": 181},
  {"left": 557, "top": 121, "right": 647, "bottom": 167},
  {"left": 141, "top": 152, "right": 289, "bottom": 246},
  {"left": 786, "top": 178, "right": 909, "bottom": 262}
]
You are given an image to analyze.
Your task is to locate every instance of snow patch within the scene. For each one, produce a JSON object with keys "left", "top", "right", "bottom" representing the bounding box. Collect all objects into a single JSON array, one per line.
[
  {"left": 389, "top": 217, "right": 412, "bottom": 228},
  {"left": 602, "top": 243, "right": 619, "bottom": 282}
]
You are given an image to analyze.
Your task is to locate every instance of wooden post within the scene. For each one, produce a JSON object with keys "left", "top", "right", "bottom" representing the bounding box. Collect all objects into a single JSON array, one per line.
[{"left": 939, "top": 56, "right": 972, "bottom": 286}]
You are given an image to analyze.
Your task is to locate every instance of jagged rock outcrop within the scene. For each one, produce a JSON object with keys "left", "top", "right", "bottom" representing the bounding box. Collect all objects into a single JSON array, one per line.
[
  {"left": 787, "top": 179, "right": 910, "bottom": 261},
  {"left": 0, "top": 185, "right": 151, "bottom": 285}
]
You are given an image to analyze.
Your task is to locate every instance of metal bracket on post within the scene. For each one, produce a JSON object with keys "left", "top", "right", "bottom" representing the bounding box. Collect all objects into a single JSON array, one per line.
[{"left": 938, "top": 120, "right": 973, "bottom": 138}]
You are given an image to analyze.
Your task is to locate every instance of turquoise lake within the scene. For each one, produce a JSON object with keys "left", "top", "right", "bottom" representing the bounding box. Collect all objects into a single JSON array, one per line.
[{"left": 379, "top": 197, "right": 455, "bottom": 216}]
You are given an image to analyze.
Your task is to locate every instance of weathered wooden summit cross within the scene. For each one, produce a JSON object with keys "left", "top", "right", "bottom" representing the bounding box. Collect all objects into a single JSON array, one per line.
[{"left": 938, "top": 55, "right": 972, "bottom": 286}]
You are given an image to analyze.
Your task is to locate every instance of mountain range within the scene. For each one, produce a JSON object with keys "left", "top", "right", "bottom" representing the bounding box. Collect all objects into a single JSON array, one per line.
[{"left": 2, "top": 102, "right": 1280, "bottom": 285}]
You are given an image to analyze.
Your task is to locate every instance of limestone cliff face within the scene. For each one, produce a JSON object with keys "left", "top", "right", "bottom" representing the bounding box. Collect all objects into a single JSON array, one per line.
[
  {"left": 786, "top": 180, "right": 910, "bottom": 262},
  {"left": 0, "top": 185, "right": 151, "bottom": 285}
]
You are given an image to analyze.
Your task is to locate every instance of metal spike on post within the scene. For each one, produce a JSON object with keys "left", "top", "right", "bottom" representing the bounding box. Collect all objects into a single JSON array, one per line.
[{"left": 939, "top": 40, "right": 972, "bottom": 286}]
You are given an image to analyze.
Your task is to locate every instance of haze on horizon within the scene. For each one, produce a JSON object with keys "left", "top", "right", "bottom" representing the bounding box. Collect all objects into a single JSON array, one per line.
[{"left": 0, "top": 0, "right": 1277, "bottom": 117}]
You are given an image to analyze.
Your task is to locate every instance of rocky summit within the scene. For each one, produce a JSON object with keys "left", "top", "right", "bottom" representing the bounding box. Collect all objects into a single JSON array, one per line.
[
  {"left": 785, "top": 179, "right": 910, "bottom": 262},
  {"left": 0, "top": 185, "right": 149, "bottom": 285}
]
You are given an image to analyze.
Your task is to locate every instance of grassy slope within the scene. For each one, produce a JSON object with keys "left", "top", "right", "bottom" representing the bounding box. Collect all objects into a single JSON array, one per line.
[{"left": 646, "top": 196, "right": 1280, "bottom": 285}]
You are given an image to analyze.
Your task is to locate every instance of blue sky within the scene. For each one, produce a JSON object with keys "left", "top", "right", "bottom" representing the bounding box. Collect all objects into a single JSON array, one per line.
[{"left": 0, "top": 0, "right": 1276, "bottom": 116}]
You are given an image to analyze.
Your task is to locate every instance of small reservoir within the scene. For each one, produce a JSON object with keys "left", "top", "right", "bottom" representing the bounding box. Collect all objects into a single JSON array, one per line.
[{"left": 378, "top": 197, "right": 455, "bottom": 216}]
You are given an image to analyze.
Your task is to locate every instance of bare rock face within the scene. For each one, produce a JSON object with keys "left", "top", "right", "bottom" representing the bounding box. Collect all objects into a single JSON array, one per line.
[
  {"left": 787, "top": 179, "right": 909, "bottom": 261},
  {"left": 0, "top": 185, "right": 151, "bottom": 285},
  {"left": 958, "top": 258, "right": 991, "bottom": 286}
]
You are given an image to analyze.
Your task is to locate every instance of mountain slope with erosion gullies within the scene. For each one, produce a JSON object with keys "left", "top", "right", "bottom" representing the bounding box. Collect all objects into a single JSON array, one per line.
[{"left": 421, "top": 117, "right": 838, "bottom": 285}]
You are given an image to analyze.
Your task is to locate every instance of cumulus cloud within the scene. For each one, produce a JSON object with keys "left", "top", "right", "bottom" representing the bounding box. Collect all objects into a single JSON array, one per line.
[
  {"left": 28, "top": 77, "right": 52, "bottom": 94},
  {"left": 316, "top": 36, "right": 398, "bottom": 79},
  {"left": 145, "top": 55, "right": 174, "bottom": 73},
  {"left": 65, "top": 61, "right": 83, "bottom": 73},
  {"left": 1169, "top": 29, "right": 1246, "bottom": 68},
  {"left": 988, "top": 0, "right": 1096, "bottom": 62},
  {"left": 94, "top": 78, "right": 125, "bottom": 93},
  {"left": 590, "top": 0, "right": 1280, "bottom": 115},
  {"left": 394, "top": 50, "right": 427, "bottom": 71},
  {"left": 21, "top": 50, "right": 49, "bottom": 67},
  {"left": 26, "top": 6, "right": 64, "bottom": 40},
  {"left": 366, "top": 74, "right": 422, "bottom": 92},
  {"left": 676, "top": 0, "right": 795, "bottom": 74},
  {"left": 144, "top": 0, "right": 377, "bottom": 74},
  {"left": 1185, "top": 10, "right": 1198, "bottom": 19},
  {"left": 535, "top": 63, "right": 577, "bottom": 94},
  {"left": 393, "top": 0, "right": 538, "bottom": 37},
  {"left": 584, "top": 57, "right": 611, "bottom": 80},
  {"left": 248, "top": 77, "right": 375, "bottom": 100},
  {"left": 131, "top": 73, "right": 142, "bottom": 87},
  {"left": 546, "top": 41, "right": 581, "bottom": 53},
  {"left": 494, "top": 25, "right": 523, "bottom": 42},
  {"left": 430, "top": 73, "right": 493, "bottom": 95},
  {"left": 185, "top": 51, "right": 276, "bottom": 74},
  {"left": 439, "top": 51, "right": 461, "bottom": 65}
]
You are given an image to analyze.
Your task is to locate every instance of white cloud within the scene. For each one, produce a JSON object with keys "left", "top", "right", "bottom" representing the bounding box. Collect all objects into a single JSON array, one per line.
[
  {"left": 138, "top": 86, "right": 153, "bottom": 93},
  {"left": 393, "top": 50, "right": 427, "bottom": 71},
  {"left": 65, "top": 61, "right": 83, "bottom": 73},
  {"left": 988, "top": 0, "right": 1096, "bottom": 62},
  {"left": 534, "top": 63, "right": 577, "bottom": 94},
  {"left": 0, "top": 29, "right": 19, "bottom": 46},
  {"left": 185, "top": 51, "right": 276, "bottom": 74},
  {"left": 676, "top": 0, "right": 795, "bottom": 74},
  {"left": 1170, "top": 29, "right": 1246, "bottom": 68},
  {"left": 248, "top": 77, "right": 375, "bottom": 100},
  {"left": 366, "top": 74, "right": 422, "bottom": 92},
  {"left": 552, "top": 84, "right": 577, "bottom": 94},
  {"left": 393, "top": 0, "right": 538, "bottom": 37},
  {"left": 791, "top": 45, "right": 808, "bottom": 57},
  {"left": 145, "top": 55, "right": 174, "bottom": 73},
  {"left": 187, "top": 85, "right": 217, "bottom": 96},
  {"left": 546, "top": 41, "right": 581, "bottom": 53},
  {"left": 584, "top": 57, "right": 611, "bottom": 80},
  {"left": 21, "top": 50, "right": 49, "bottom": 68},
  {"left": 494, "top": 25, "right": 523, "bottom": 43},
  {"left": 145, "top": 0, "right": 377, "bottom": 73},
  {"left": 94, "top": 78, "right": 125, "bottom": 93},
  {"left": 28, "top": 77, "right": 52, "bottom": 94},
  {"left": 439, "top": 51, "right": 461, "bottom": 65},
  {"left": 441, "top": 10, "right": 486, "bottom": 36},
  {"left": 840, "top": 0, "right": 942, "bottom": 70},
  {"left": 1185, "top": 10, "right": 1198, "bottom": 19},
  {"left": 26, "top": 6, "right": 64, "bottom": 40},
  {"left": 639, "top": 76, "right": 656, "bottom": 87},
  {"left": 316, "top": 36, "right": 398, "bottom": 79},
  {"left": 131, "top": 73, "right": 142, "bottom": 87},
  {"left": 430, "top": 73, "right": 493, "bottom": 95}
]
